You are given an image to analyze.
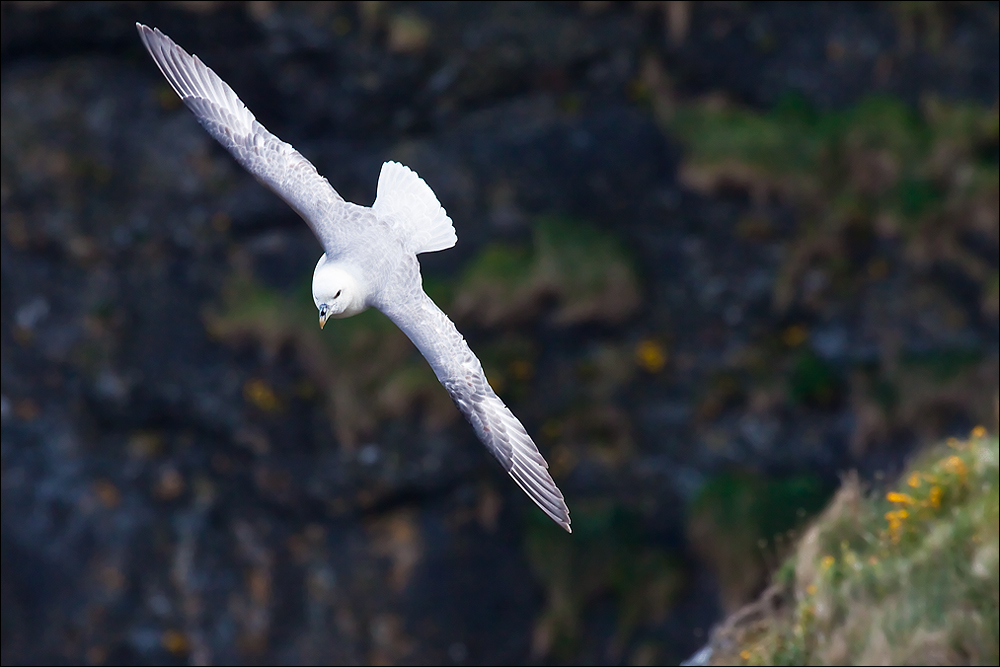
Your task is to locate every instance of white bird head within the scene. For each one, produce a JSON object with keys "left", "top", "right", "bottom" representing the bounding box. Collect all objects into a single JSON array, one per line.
[{"left": 312, "top": 254, "right": 366, "bottom": 327}]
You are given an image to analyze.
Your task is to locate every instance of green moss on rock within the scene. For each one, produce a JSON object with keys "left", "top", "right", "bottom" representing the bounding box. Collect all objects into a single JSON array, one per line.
[{"left": 453, "top": 216, "right": 641, "bottom": 327}]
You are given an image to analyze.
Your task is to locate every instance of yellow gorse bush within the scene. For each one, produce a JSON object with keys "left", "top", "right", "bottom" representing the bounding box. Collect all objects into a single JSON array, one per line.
[
  {"left": 717, "top": 429, "right": 998, "bottom": 665},
  {"left": 880, "top": 427, "right": 987, "bottom": 544}
]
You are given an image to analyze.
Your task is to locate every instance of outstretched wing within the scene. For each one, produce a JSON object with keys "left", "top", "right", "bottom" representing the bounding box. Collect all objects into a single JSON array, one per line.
[
  {"left": 383, "top": 289, "right": 571, "bottom": 532},
  {"left": 137, "top": 24, "right": 357, "bottom": 254}
]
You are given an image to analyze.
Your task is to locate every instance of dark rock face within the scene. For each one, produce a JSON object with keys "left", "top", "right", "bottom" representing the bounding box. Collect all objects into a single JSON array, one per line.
[{"left": 2, "top": 3, "right": 996, "bottom": 665}]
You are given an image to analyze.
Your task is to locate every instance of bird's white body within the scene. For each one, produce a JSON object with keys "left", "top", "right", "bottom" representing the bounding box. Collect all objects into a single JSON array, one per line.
[{"left": 138, "top": 24, "right": 571, "bottom": 531}]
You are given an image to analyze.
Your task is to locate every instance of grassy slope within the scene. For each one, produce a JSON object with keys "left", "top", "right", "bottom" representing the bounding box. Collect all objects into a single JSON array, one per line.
[{"left": 708, "top": 431, "right": 999, "bottom": 665}]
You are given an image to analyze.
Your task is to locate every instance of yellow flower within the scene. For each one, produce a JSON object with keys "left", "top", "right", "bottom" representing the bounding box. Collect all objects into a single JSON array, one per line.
[
  {"left": 161, "top": 630, "right": 189, "bottom": 655},
  {"left": 885, "top": 509, "right": 909, "bottom": 543},
  {"left": 942, "top": 455, "right": 967, "bottom": 477},
  {"left": 243, "top": 378, "right": 281, "bottom": 412},
  {"left": 635, "top": 339, "right": 667, "bottom": 373},
  {"left": 971, "top": 425, "right": 987, "bottom": 439},
  {"left": 927, "top": 485, "right": 942, "bottom": 509},
  {"left": 740, "top": 650, "right": 751, "bottom": 661},
  {"left": 907, "top": 473, "right": 921, "bottom": 488},
  {"left": 886, "top": 491, "right": 915, "bottom": 504},
  {"left": 820, "top": 555, "right": 835, "bottom": 571}
]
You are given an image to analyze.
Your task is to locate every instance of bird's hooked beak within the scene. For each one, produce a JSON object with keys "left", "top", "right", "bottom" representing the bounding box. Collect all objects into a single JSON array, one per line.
[{"left": 318, "top": 304, "right": 329, "bottom": 329}]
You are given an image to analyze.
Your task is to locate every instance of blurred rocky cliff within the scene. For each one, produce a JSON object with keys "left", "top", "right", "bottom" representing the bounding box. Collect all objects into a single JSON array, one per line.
[{"left": 2, "top": 2, "right": 997, "bottom": 665}]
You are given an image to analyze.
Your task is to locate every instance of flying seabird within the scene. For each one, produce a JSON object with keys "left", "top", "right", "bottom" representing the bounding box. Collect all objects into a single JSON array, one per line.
[{"left": 137, "top": 24, "right": 571, "bottom": 531}]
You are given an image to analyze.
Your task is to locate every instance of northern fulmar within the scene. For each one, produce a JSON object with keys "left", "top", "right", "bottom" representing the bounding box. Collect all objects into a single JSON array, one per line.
[{"left": 137, "top": 24, "right": 571, "bottom": 531}]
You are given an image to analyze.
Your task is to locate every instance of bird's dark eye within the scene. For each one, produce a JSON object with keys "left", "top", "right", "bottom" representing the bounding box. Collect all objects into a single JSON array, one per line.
[{"left": 334, "top": 289, "right": 342, "bottom": 299}]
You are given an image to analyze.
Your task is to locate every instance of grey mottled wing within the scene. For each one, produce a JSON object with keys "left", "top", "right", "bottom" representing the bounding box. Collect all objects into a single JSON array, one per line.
[
  {"left": 137, "top": 24, "right": 355, "bottom": 254},
  {"left": 383, "top": 290, "right": 571, "bottom": 532}
]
